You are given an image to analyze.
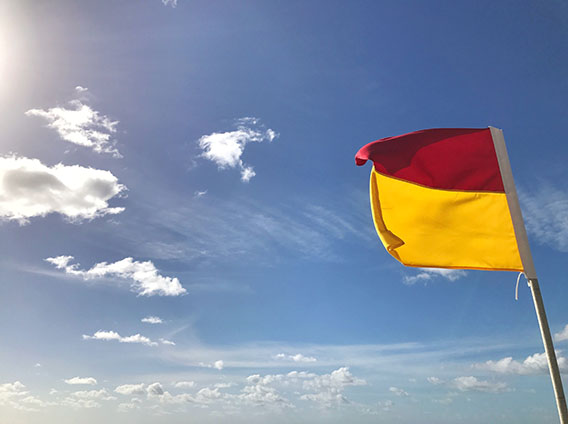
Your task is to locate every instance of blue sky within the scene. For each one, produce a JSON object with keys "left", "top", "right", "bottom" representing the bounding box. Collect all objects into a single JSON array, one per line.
[{"left": 1, "top": 0, "right": 568, "bottom": 422}]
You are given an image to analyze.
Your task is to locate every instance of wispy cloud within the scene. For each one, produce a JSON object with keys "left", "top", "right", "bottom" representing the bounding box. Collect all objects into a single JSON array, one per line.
[
  {"left": 64, "top": 377, "right": 97, "bottom": 386},
  {"left": 403, "top": 268, "right": 467, "bottom": 285},
  {"left": 0, "top": 156, "right": 125, "bottom": 224},
  {"left": 389, "top": 386, "right": 409, "bottom": 396},
  {"left": 519, "top": 184, "right": 568, "bottom": 252},
  {"left": 450, "top": 376, "right": 508, "bottom": 393},
  {"left": 26, "top": 87, "right": 121, "bottom": 157},
  {"left": 45, "top": 256, "right": 186, "bottom": 297},
  {"left": 198, "top": 117, "right": 278, "bottom": 182},
  {"left": 161, "top": 0, "right": 177, "bottom": 7},
  {"left": 82, "top": 330, "right": 158, "bottom": 347},
  {"left": 132, "top": 192, "right": 374, "bottom": 264}
]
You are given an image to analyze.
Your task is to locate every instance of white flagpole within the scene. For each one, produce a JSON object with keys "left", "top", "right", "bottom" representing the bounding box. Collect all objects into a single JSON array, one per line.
[{"left": 490, "top": 126, "right": 568, "bottom": 424}]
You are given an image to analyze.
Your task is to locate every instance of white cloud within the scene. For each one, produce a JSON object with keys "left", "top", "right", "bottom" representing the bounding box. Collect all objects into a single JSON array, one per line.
[
  {"left": 473, "top": 352, "right": 567, "bottom": 375},
  {"left": 115, "top": 384, "right": 146, "bottom": 395},
  {"left": 519, "top": 185, "right": 568, "bottom": 252},
  {"left": 173, "top": 381, "right": 195, "bottom": 389},
  {"left": 555, "top": 325, "right": 568, "bottom": 342},
  {"left": 141, "top": 316, "right": 163, "bottom": 324},
  {"left": 403, "top": 268, "right": 467, "bottom": 285},
  {"left": 301, "top": 367, "right": 366, "bottom": 407},
  {"left": 69, "top": 389, "right": 115, "bottom": 401},
  {"left": 389, "top": 386, "right": 409, "bottom": 397},
  {"left": 274, "top": 353, "right": 317, "bottom": 363},
  {"left": 194, "top": 190, "right": 207, "bottom": 198},
  {"left": 162, "top": 0, "right": 177, "bottom": 7},
  {"left": 82, "top": 330, "right": 157, "bottom": 347},
  {"left": 160, "top": 338, "right": 176, "bottom": 346},
  {"left": 0, "top": 381, "right": 28, "bottom": 403},
  {"left": 26, "top": 91, "right": 121, "bottom": 157},
  {"left": 61, "top": 389, "right": 116, "bottom": 409},
  {"left": 451, "top": 376, "right": 508, "bottom": 393},
  {"left": 199, "top": 360, "right": 224, "bottom": 370},
  {"left": 0, "top": 382, "right": 53, "bottom": 411},
  {"left": 198, "top": 117, "right": 278, "bottom": 182},
  {"left": 64, "top": 377, "right": 97, "bottom": 386},
  {"left": 0, "top": 156, "right": 125, "bottom": 224},
  {"left": 45, "top": 256, "right": 186, "bottom": 297},
  {"left": 427, "top": 376, "right": 444, "bottom": 385},
  {"left": 146, "top": 382, "right": 164, "bottom": 397}
]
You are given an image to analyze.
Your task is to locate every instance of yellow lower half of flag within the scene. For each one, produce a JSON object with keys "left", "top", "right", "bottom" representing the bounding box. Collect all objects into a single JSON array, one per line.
[{"left": 370, "top": 170, "right": 523, "bottom": 271}]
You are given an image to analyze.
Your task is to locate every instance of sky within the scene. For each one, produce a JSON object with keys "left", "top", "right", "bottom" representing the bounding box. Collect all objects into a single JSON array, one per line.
[{"left": 1, "top": 0, "right": 568, "bottom": 423}]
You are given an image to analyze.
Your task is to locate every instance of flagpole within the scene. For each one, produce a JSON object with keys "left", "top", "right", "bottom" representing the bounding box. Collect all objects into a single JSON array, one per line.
[{"left": 490, "top": 127, "right": 568, "bottom": 424}]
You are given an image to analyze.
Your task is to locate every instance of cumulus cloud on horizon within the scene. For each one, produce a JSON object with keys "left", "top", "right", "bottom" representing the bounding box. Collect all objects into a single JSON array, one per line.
[
  {"left": 0, "top": 156, "right": 125, "bottom": 224},
  {"left": 45, "top": 256, "right": 186, "bottom": 297},
  {"left": 26, "top": 87, "right": 122, "bottom": 157},
  {"left": 64, "top": 377, "right": 97, "bottom": 386},
  {"left": 473, "top": 351, "right": 567, "bottom": 375},
  {"left": 198, "top": 117, "right": 277, "bottom": 182}
]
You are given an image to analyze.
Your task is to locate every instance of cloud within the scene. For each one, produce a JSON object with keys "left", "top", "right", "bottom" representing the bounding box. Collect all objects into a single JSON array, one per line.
[
  {"left": 301, "top": 367, "right": 366, "bottom": 407},
  {"left": 198, "top": 117, "right": 278, "bottom": 182},
  {"left": 61, "top": 389, "right": 116, "bottom": 409},
  {"left": 473, "top": 352, "right": 567, "bottom": 375},
  {"left": 451, "top": 376, "right": 508, "bottom": 393},
  {"left": 173, "top": 381, "right": 195, "bottom": 389},
  {"left": 146, "top": 382, "right": 164, "bottom": 397},
  {"left": 389, "top": 386, "right": 409, "bottom": 397},
  {"left": 194, "top": 190, "right": 207, "bottom": 198},
  {"left": 0, "top": 381, "right": 28, "bottom": 403},
  {"left": 160, "top": 338, "right": 176, "bottom": 346},
  {"left": 141, "top": 316, "right": 163, "bottom": 324},
  {"left": 82, "top": 330, "right": 158, "bottom": 347},
  {"left": 0, "top": 156, "right": 125, "bottom": 224},
  {"left": 161, "top": 0, "right": 177, "bottom": 7},
  {"left": 519, "top": 184, "right": 568, "bottom": 252},
  {"left": 274, "top": 353, "right": 317, "bottom": 363},
  {"left": 64, "top": 377, "right": 97, "bottom": 386},
  {"left": 199, "top": 360, "right": 224, "bottom": 370},
  {"left": 115, "top": 384, "right": 146, "bottom": 395},
  {"left": 555, "top": 325, "right": 568, "bottom": 342},
  {"left": 0, "top": 382, "right": 53, "bottom": 411},
  {"left": 403, "top": 268, "right": 467, "bottom": 285},
  {"left": 427, "top": 376, "right": 444, "bottom": 385},
  {"left": 68, "top": 389, "right": 115, "bottom": 401},
  {"left": 26, "top": 90, "right": 121, "bottom": 157},
  {"left": 45, "top": 256, "right": 186, "bottom": 297}
]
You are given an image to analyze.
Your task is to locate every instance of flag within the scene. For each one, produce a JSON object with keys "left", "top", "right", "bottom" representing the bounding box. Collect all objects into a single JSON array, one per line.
[{"left": 355, "top": 127, "right": 523, "bottom": 272}]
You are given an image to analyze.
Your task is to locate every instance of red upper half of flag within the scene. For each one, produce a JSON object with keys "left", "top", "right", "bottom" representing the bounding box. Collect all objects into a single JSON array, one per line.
[{"left": 355, "top": 128, "right": 504, "bottom": 192}]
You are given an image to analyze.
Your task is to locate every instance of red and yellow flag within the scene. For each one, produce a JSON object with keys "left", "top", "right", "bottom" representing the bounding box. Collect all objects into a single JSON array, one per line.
[{"left": 355, "top": 128, "right": 523, "bottom": 272}]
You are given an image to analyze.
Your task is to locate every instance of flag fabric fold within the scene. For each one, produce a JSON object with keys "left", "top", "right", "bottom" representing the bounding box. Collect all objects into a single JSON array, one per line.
[{"left": 355, "top": 127, "right": 523, "bottom": 272}]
